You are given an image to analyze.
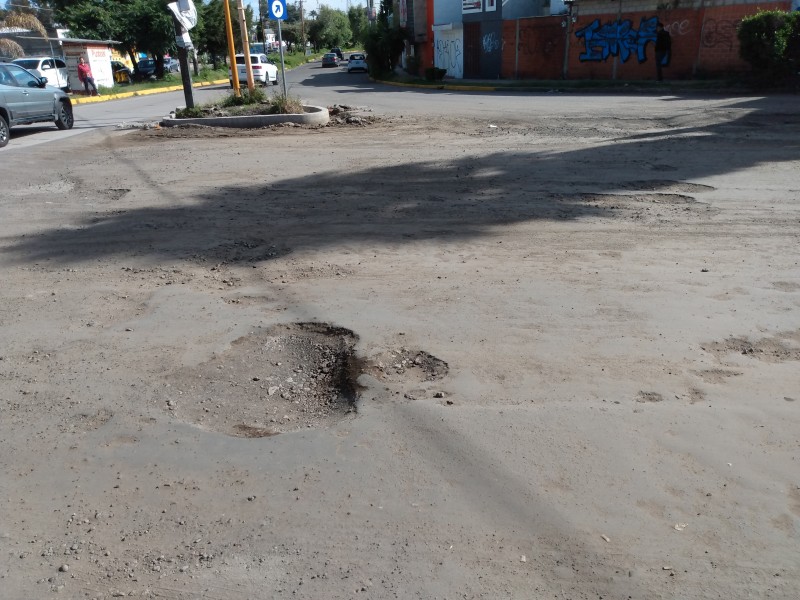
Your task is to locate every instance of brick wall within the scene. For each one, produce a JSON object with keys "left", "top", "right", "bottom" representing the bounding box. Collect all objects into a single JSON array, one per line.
[{"left": 501, "top": 1, "right": 791, "bottom": 80}]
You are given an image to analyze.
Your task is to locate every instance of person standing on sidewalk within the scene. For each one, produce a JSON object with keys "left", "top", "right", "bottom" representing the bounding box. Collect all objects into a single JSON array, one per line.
[
  {"left": 77, "top": 56, "right": 99, "bottom": 96},
  {"left": 655, "top": 23, "right": 672, "bottom": 82}
]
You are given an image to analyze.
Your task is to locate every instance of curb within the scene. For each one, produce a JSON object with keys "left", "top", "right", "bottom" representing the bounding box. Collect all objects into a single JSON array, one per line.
[
  {"left": 71, "top": 79, "right": 229, "bottom": 105},
  {"left": 161, "top": 104, "right": 330, "bottom": 128}
]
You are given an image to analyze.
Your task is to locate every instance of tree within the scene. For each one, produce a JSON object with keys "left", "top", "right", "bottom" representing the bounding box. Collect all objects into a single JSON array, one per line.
[
  {"left": 347, "top": 4, "right": 368, "bottom": 47},
  {"left": 0, "top": 10, "right": 47, "bottom": 58},
  {"left": 363, "top": 0, "right": 404, "bottom": 75},
  {"left": 738, "top": 10, "right": 800, "bottom": 86},
  {"left": 307, "top": 5, "right": 350, "bottom": 50},
  {"left": 56, "top": 0, "right": 175, "bottom": 77}
]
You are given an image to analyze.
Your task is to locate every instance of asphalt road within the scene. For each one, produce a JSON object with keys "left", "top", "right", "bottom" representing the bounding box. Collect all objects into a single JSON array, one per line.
[{"left": 5, "top": 59, "right": 800, "bottom": 153}]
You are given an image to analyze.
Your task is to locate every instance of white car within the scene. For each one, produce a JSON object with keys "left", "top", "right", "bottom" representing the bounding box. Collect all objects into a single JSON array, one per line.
[
  {"left": 229, "top": 53, "right": 278, "bottom": 87},
  {"left": 347, "top": 53, "right": 368, "bottom": 73},
  {"left": 11, "top": 56, "right": 70, "bottom": 91}
]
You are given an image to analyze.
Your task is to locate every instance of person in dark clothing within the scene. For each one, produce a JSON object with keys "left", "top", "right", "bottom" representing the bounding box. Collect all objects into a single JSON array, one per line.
[{"left": 654, "top": 22, "right": 672, "bottom": 82}]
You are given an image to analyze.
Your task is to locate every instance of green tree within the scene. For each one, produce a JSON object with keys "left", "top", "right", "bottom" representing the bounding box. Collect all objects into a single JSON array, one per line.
[
  {"left": 363, "top": 0, "right": 404, "bottom": 75},
  {"left": 307, "top": 5, "right": 350, "bottom": 50},
  {"left": 347, "top": 4, "right": 368, "bottom": 46}
]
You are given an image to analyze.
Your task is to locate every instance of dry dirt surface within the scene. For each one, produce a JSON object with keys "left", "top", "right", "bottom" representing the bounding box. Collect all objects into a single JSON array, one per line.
[{"left": 1, "top": 101, "right": 799, "bottom": 600}]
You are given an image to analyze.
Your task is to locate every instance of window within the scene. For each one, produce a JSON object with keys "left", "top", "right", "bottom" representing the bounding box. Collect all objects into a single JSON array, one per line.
[
  {"left": 8, "top": 64, "right": 40, "bottom": 87},
  {"left": 55, "top": 59, "right": 67, "bottom": 69}
]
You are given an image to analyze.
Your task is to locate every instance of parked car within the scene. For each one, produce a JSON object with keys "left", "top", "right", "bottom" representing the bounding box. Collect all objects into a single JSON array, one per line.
[
  {"left": 111, "top": 60, "right": 132, "bottom": 84},
  {"left": 164, "top": 57, "right": 180, "bottom": 73},
  {"left": 347, "top": 53, "right": 368, "bottom": 73},
  {"left": 330, "top": 47, "right": 344, "bottom": 61},
  {"left": 11, "top": 56, "right": 69, "bottom": 91},
  {"left": 321, "top": 53, "right": 339, "bottom": 68},
  {"left": 228, "top": 54, "right": 278, "bottom": 87},
  {"left": 0, "top": 62, "right": 74, "bottom": 148},
  {"left": 136, "top": 58, "right": 157, "bottom": 79}
]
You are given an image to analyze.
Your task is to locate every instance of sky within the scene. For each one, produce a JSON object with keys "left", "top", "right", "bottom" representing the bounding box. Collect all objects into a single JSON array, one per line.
[{"left": 244, "top": 0, "right": 368, "bottom": 17}]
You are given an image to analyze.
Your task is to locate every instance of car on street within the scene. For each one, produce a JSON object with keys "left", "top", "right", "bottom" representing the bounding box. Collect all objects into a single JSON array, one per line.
[
  {"left": 347, "top": 53, "right": 368, "bottom": 73},
  {"left": 229, "top": 53, "right": 279, "bottom": 87},
  {"left": 11, "top": 56, "right": 70, "bottom": 91},
  {"left": 0, "top": 62, "right": 74, "bottom": 148},
  {"left": 321, "top": 53, "right": 339, "bottom": 68},
  {"left": 137, "top": 58, "right": 157, "bottom": 79},
  {"left": 164, "top": 57, "right": 180, "bottom": 73},
  {"left": 330, "top": 47, "right": 344, "bottom": 61}
]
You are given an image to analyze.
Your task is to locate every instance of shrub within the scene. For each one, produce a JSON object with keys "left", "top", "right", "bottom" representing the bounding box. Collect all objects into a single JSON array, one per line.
[
  {"left": 270, "top": 93, "right": 304, "bottom": 114},
  {"left": 220, "top": 87, "right": 268, "bottom": 107},
  {"left": 424, "top": 67, "right": 447, "bottom": 81},
  {"left": 738, "top": 10, "right": 800, "bottom": 85}
]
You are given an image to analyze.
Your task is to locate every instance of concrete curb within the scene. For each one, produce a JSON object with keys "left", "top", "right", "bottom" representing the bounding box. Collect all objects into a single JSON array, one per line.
[
  {"left": 71, "top": 79, "right": 229, "bottom": 105},
  {"left": 160, "top": 104, "right": 329, "bottom": 128},
  {"left": 377, "top": 78, "right": 496, "bottom": 92}
]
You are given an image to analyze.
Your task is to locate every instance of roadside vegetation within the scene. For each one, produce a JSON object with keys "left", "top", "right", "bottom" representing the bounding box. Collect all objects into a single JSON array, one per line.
[
  {"left": 174, "top": 87, "right": 304, "bottom": 118},
  {"left": 738, "top": 10, "right": 800, "bottom": 88}
]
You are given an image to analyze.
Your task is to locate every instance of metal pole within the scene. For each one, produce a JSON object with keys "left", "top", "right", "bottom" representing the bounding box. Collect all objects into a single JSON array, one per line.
[
  {"left": 171, "top": 14, "right": 194, "bottom": 108},
  {"left": 278, "top": 19, "right": 288, "bottom": 97},
  {"left": 223, "top": 0, "right": 241, "bottom": 95}
]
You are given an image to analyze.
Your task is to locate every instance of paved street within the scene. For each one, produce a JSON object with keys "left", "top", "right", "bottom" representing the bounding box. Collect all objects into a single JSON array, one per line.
[{"left": 1, "top": 66, "right": 799, "bottom": 599}]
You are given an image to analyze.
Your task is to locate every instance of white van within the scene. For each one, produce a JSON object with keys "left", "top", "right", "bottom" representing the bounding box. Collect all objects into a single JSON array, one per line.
[{"left": 12, "top": 57, "right": 70, "bottom": 91}]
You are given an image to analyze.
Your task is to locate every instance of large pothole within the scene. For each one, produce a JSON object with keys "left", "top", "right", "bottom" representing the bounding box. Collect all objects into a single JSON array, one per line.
[{"left": 164, "top": 322, "right": 362, "bottom": 437}]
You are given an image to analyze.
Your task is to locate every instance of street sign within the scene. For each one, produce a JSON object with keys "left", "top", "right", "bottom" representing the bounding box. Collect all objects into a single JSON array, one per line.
[{"left": 269, "top": 0, "right": 286, "bottom": 20}]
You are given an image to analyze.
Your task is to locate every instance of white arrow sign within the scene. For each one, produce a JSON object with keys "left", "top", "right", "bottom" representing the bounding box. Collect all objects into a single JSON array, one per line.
[{"left": 270, "top": 0, "right": 286, "bottom": 20}]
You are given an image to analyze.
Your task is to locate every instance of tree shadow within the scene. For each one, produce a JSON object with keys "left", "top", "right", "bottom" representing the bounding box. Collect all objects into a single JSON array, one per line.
[{"left": 4, "top": 93, "right": 799, "bottom": 266}]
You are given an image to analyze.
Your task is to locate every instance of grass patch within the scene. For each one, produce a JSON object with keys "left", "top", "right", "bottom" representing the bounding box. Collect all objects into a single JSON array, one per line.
[{"left": 174, "top": 89, "right": 305, "bottom": 119}]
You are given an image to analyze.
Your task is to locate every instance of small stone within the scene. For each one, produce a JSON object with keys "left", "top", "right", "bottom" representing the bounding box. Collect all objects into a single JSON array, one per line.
[{"left": 59, "top": 564, "right": 69, "bottom": 572}]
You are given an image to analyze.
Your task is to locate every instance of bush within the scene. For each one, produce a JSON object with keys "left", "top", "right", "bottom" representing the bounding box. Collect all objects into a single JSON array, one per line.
[
  {"left": 738, "top": 10, "right": 800, "bottom": 85},
  {"left": 424, "top": 67, "right": 447, "bottom": 81},
  {"left": 220, "top": 87, "right": 268, "bottom": 107}
]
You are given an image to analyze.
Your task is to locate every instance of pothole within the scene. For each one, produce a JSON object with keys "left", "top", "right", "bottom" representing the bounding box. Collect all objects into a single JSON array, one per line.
[
  {"left": 165, "top": 322, "right": 362, "bottom": 437},
  {"left": 702, "top": 332, "right": 800, "bottom": 363}
]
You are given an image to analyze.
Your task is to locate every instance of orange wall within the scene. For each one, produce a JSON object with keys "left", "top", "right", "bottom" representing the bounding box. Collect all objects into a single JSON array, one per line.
[{"left": 502, "top": 3, "right": 791, "bottom": 80}]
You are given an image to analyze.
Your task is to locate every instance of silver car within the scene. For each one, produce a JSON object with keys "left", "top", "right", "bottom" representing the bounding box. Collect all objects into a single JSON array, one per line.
[
  {"left": 0, "top": 62, "right": 74, "bottom": 149},
  {"left": 12, "top": 56, "right": 70, "bottom": 91}
]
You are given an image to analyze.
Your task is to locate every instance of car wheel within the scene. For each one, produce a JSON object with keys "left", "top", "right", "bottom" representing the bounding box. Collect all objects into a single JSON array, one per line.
[
  {"left": 55, "top": 101, "right": 74, "bottom": 130},
  {"left": 0, "top": 114, "right": 9, "bottom": 148},
  {"left": 272, "top": 78, "right": 279, "bottom": 86}
]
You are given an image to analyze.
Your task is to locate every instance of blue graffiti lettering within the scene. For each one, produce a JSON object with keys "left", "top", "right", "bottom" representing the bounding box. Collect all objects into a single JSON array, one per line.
[{"left": 575, "top": 17, "right": 658, "bottom": 63}]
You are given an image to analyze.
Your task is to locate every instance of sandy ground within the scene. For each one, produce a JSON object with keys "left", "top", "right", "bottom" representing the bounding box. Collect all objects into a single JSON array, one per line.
[{"left": 1, "top": 100, "right": 799, "bottom": 600}]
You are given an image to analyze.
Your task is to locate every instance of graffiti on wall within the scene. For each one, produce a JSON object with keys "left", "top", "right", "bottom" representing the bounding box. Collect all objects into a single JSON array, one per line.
[
  {"left": 575, "top": 16, "right": 658, "bottom": 63},
  {"left": 436, "top": 37, "right": 463, "bottom": 71},
  {"left": 435, "top": 33, "right": 464, "bottom": 79},
  {"left": 701, "top": 19, "right": 738, "bottom": 50},
  {"left": 482, "top": 31, "right": 501, "bottom": 54}
]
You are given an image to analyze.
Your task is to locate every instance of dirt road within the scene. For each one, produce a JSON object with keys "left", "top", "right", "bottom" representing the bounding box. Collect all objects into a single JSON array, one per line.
[{"left": 1, "top": 97, "right": 799, "bottom": 599}]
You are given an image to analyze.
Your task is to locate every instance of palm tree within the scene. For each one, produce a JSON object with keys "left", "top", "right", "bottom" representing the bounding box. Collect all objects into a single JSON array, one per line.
[
  {"left": 0, "top": 11, "right": 47, "bottom": 58},
  {"left": 309, "top": 9, "right": 318, "bottom": 19}
]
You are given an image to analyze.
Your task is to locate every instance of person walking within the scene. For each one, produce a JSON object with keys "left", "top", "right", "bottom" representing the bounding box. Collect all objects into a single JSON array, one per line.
[
  {"left": 655, "top": 22, "right": 672, "bottom": 82},
  {"left": 77, "top": 56, "right": 99, "bottom": 96}
]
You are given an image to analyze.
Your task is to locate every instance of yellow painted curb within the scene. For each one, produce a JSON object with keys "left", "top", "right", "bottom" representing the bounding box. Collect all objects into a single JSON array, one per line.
[{"left": 71, "top": 79, "right": 229, "bottom": 105}]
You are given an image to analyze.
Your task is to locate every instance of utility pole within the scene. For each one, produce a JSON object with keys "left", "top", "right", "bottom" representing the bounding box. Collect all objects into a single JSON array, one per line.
[
  {"left": 235, "top": 0, "right": 255, "bottom": 90},
  {"left": 300, "top": 0, "right": 305, "bottom": 54}
]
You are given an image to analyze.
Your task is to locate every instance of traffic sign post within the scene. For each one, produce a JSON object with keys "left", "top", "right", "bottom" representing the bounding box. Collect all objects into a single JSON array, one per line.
[{"left": 269, "top": 0, "right": 288, "bottom": 98}]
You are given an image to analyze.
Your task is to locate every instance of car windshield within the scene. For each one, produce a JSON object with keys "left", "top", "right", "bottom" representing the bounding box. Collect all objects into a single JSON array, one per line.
[
  {"left": 13, "top": 59, "right": 39, "bottom": 69},
  {"left": 235, "top": 56, "right": 262, "bottom": 64},
  {"left": 324, "top": 54, "right": 336, "bottom": 58},
  {"left": 139, "top": 60, "right": 154, "bottom": 67},
  {"left": 351, "top": 54, "right": 365, "bottom": 60}
]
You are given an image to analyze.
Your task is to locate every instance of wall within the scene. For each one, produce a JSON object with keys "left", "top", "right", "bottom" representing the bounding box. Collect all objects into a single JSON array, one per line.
[
  {"left": 434, "top": 27, "right": 465, "bottom": 78},
  {"left": 500, "top": 1, "right": 792, "bottom": 80}
]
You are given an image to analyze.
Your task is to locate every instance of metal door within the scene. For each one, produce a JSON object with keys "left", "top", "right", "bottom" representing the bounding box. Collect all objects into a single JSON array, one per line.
[{"left": 463, "top": 22, "right": 481, "bottom": 79}]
